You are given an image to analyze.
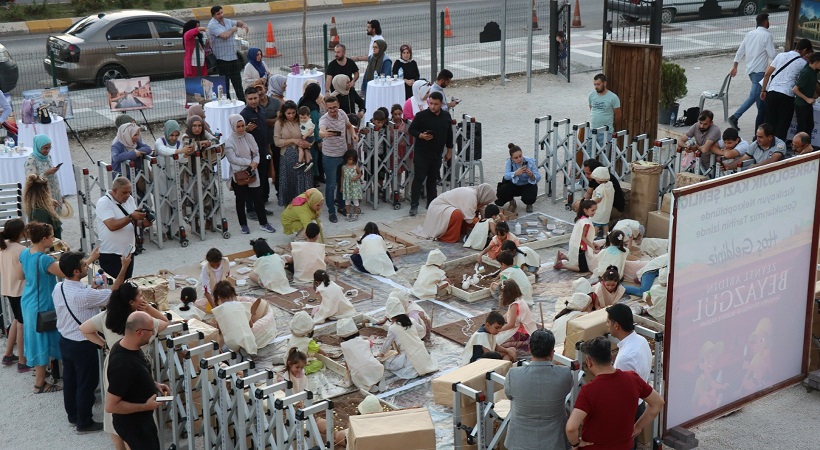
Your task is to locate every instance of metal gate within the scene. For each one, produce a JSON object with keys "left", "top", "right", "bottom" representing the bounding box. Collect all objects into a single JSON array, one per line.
[
  {"left": 556, "top": 0, "right": 571, "bottom": 83},
  {"left": 602, "top": 0, "right": 662, "bottom": 52}
]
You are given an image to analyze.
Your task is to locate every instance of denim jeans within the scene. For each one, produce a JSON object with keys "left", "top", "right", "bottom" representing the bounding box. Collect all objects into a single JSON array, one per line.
[
  {"left": 733, "top": 72, "right": 764, "bottom": 122},
  {"left": 322, "top": 155, "right": 345, "bottom": 215},
  {"left": 623, "top": 269, "right": 659, "bottom": 297}
]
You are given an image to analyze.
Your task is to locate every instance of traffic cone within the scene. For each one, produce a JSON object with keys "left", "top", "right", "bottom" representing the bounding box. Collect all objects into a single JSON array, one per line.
[
  {"left": 571, "top": 0, "right": 584, "bottom": 28},
  {"left": 265, "top": 21, "right": 280, "bottom": 58},
  {"left": 532, "top": 0, "right": 541, "bottom": 31},
  {"left": 328, "top": 16, "right": 340, "bottom": 50},
  {"left": 444, "top": 7, "right": 454, "bottom": 38}
]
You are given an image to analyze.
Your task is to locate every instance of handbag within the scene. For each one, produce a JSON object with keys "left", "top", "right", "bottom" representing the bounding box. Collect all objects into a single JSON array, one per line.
[
  {"left": 37, "top": 105, "right": 52, "bottom": 124},
  {"left": 35, "top": 254, "right": 57, "bottom": 333},
  {"left": 234, "top": 167, "right": 257, "bottom": 186}
]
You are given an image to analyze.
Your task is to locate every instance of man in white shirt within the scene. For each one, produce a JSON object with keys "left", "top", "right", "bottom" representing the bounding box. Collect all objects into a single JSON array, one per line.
[
  {"left": 761, "top": 38, "right": 814, "bottom": 141},
  {"left": 94, "top": 177, "right": 151, "bottom": 279},
  {"left": 728, "top": 13, "right": 775, "bottom": 132},
  {"left": 54, "top": 248, "right": 130, "bottom": 433},
  {"left": 354, "top": 20, "right": 384, "bottom": 62}
]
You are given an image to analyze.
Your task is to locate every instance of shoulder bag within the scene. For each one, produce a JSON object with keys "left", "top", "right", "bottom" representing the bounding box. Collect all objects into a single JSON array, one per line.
[
  {"left": 233, "top": 142, "right": 257, "bottom": 186},
  {"left": 60, "top": 283, "right": 83, "bottom": 326},
  {"left": 35, "top": 254, "right": 57, "bottom": 333}
]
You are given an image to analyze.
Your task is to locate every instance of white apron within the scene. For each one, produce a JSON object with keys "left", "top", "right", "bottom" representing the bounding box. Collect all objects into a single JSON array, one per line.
[
  {"left": 254, "top": 255, "right": 296, "bottom": 294},
  {"left": 340, "top": 337, "right": 385, "bottom": 390},
  {"left": 291, "top": 242, "right": 326, "bottom": 283},
  {"left": 568, "top": 217, "right": 595, "bottom": 267},
  {"left": 463, "top": 218, "right": 492, "bottom": 250},
  {"left": 551, "top": 310, "right": 585, "bottom": 347},
  {"left": 514, "top": 245, "right": 541, "bottom": 270},
  {"left": 500, "top": 267, "right": 533, "bottom": 305},
  {"left": 406, "top": 301, "right": 428, "bottom": 339},
  {"left": 411, "top": 265, "right": 446, "bottom": 299},
  {"left": 212, "top": 301, "right": 258, "bottom": 354},
  {"left": 359, "top": 237, "right": 396, "bottom": 277},
  {"left": 390, "top": 323, "right": 438, "bottom": 376},
  {"left": 312, "top": 282, "right": 357, "bottom": 324},
  {"left": 592, "top": 247, "right": 630, "bottom": 278}
]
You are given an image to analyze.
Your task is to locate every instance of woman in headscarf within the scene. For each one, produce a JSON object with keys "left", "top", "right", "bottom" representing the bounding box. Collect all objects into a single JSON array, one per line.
[
  {"left": 186, "top": 104, "right": 213, "bottom": 133},
  {"left": 402, "top": 80, "right": 430, "bottom": 120},
  {"left": 421, "top": 184, "right": 497, "bottom": 243},
  {"left": 111, "top": 122, "right": 152, "bottom": 177},
  {"left": 114, "top": 114, "right": 136, "bottom": 129},
  {"left": 392, "top": 44, "right": 420, "bottom": 100},
  {"left": 281, "top": 188, "right": 324, "bottom": 241},
  {"left": 154, "top": 120, "right": 192, "bottom": 240},
  {"left": 301, "top": 79, "right": 326, "bottom": 112},
  {"left": 24, "top": 134, "right": 62, "bottom": 213},
  {"left": 181, "top": 115, "right": 216, "bottom": 154},
  {"left": 361, "top": 39, "right": 392, "bottom": 97},
  {"left": 183, "top": 20, "right": 208, "bottom": 77},
  {"left": 154, "top": 119, "right": 187, "bottom": 158},
  {"left": 180, "top": 114, "right": 218, "bottom": 227},
  {"left": 330, "top": 74, "right": 365, "bottom": 117},
  {"left": 275, "top": 100, "right": 314, "bottom": 206},
  {"left": 298, "top": 83, "right": 325, "bottom": 185},
  {"left": 23, "top": 174, "right": 62, "bottom": 239},
  {"left": 267, "top": 74, "right": 287, "bottom": 102},
  {"left": 242, "top": 47, "right": 269, "bottom": 91}
]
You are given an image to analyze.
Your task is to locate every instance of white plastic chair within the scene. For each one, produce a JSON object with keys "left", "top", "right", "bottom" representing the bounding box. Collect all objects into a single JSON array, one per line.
[{"left": 699, "top": 73, "right": 732, "bottom": 122}]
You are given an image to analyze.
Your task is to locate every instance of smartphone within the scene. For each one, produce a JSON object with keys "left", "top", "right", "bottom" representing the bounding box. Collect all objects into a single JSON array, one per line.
[
  {"left": 425, "top": 130, "right": 433, "bottom": 135},
  {"left": 126, "top": 244, "right": 135, "bottom": 255},
  {"left": 156, "top": 396, "right": 173, "bottom": 403},
  {"left": 56, "top": 162, "right": 64, "bottom": 168},
  {"left": 333, "top": 130, "right": 343, "bottom": 136}
]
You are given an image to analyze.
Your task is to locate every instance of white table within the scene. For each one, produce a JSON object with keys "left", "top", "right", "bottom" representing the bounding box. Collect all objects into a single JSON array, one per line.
[
  {"left": 16, "top": 115, "right": 77, "bottom": 196},
  {"left": 204, "top": 100, "right": 245, "bottom": 180},
  {"left": 364, "top": 79, "right": 405, "bottom": 123},
  {"left": 285, "top": 71, "right": 325, "bottom": 103},
  {"left": 0, "top": 147, "right": 33, "bottom": 187}
]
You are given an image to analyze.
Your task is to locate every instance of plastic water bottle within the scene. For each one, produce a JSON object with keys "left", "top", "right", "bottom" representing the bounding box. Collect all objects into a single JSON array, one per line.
[
  {"left": 214, "top": 127, "right": 221, "bottom": 140},
  {"left": 514, "top": 222, "right": 522, "bottom": 235},
  {"left": 94, "top": 269, "right": 105, "bottom": 286},
  {"left": 398, "top": 67, "right": 404, "bottom": 80},
  {"left": 211, "top": 90, "right": 217, "bottom": 102},
  {"left": 168, "top": 275, "right": 176, "bottom": 291},
  {"left": 669, "top": 112, "right": 675, "bottom": 126}
]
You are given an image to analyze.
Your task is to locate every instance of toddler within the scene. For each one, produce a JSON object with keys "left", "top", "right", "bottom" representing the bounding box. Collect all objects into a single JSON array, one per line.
[
  {"left": 477, "top": 221, "right": 519, "bottom": 262},
  {"left": 590, "top": 167, "right": 614, "bottom": 236},
  {"left": 341, "top": 149, "right": 363, "bottom": 221},
  {"left": 287, "top": 311, "right": 326, "bottom": 374},
  {"left": 296, "top": 106, "right": 315, "bottom": 171}
]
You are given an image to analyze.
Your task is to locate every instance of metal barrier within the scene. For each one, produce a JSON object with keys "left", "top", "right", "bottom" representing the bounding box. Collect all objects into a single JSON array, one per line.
[
  {"left": 165, "top": 331, "right": 206, "bottom": 449},
  {"left": 181, "top": 341, "right": 220, "bottom": 450},
  {"left": 252, "top": 379, "right": 293, "bottom": 450},
  {"left": 448, "top": 115, "right": 484, "bottom": 189},
  {"left": 386, "top": 122, "right": 415, "bottom": 210},
  {"left": 0, "top": 182, "right": 22, "bottom": 334},
  {"left": 74, "top": 161, "right": 113, "bottom": 254},
  {"left": 533, "top": 115, "right": 555, "bottom": 197},
  {"left": 200, "top": 351, "right": 240, "bottom": 449},
  {"left": 295, "top": 400, "right": 335, "bottom": 450}
]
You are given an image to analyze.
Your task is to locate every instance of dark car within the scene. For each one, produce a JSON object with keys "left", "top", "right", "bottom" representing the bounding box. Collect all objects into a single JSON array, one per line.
[{"left": 0, "top": 43, "right": 20, "bottom": 92}]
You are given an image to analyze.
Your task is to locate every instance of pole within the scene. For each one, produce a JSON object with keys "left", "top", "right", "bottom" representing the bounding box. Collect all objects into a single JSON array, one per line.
[
  {"left": 323, "top": 23, "right": 329, "bottom": 71},
  {"left": 549, "top": 0, "right": 558, "bottom": 75},
  {"left": 526, "top": 4, "right": 534, "bottom": 93},
  {"left": 440, "top": 11, "right": 445, "bottom": 73},
  {"left": 49, "top": 48, "right": 58, "bottom": 88},
  {"left": 649, "top": 0, "right": 663, "bottom": 45},
  {"left": 500, "top": 0, "right": 507, "bottom": 86},
  {"left": 430, "top": 0, "right": 438, "bottom": 81}
]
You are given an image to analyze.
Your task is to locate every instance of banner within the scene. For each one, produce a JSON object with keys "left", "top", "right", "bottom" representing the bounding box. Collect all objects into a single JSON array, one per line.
[{"left": 666, "top": 157, "right": 820, "bottom": 429}]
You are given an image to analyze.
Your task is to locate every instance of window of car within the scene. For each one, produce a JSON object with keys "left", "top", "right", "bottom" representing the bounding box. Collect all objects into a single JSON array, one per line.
[
  {"left": 153, "top": 20, "right": 183, "bottom": 39},
  {"left": 107, "top": 21, "right": 153, "bottom": 41},
  {"left": 65, "top": 16, "right": 106, "bottom": 39}
]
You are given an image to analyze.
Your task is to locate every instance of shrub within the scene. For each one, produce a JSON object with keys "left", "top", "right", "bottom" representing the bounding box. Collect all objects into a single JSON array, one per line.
[{"left": 660, "top": 60, "right": 687, "bottom": 109}]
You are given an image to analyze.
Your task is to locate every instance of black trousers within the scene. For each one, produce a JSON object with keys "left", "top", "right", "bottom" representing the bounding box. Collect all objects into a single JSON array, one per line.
[
  {"left": 795, "top": 103, "right": 815, "bottom": 136},
  {"left": 114, "top": 413, "right": 160, "bottom": 450},
  {"left": 495, "top": 180, "right": 538, "bottom": 206},
  {"left": 411, "top": 154, "right": 442, "bottom": 208},
  {"left": 232, "top": 181, "right": 267, "bottom": 227},
  {"left": 215, "top": 58, "right": 245, "bottom": 102},
  {"left": 60, "top": 338, "right": 100, "bottom": 428},
  {"left": 764, "top": 91, "right": 794, "bottom": 141},
  {"left": 247, "top": 147, "right": 271, "bottom": 210},
  {"left": 271, "top": 145, "right": 281, "bottom": 195},
  {"left": 99, "top": 252, "right": 134, "bottom": 280}
]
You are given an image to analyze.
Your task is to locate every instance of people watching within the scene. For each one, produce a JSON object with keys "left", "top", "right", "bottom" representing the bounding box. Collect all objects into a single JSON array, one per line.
[
  {"left": 94, "top": 177, "right": 148, "bottom": 279},
  {"left": 709, "top": 127, "right": 750, "bottom": 165},
  {"left": 275, "top": 101, "right": 314, "bottom": 206},
  {"left": 0, "top": 219, "right": 27, "bottom": 373},
  {"left": 319, "top": 95, "right": 359, "bottom": 223},
  {"left": 353, "top": 20, "right": 385, "bottom": 62},
  {"left": 241, "top": 87, "right": 274, "bottom": 220},
  {"left": 430, "top": 69, "right": 457, "bottom": 111},
  {"left": 24, "top": 134, "right": 62, "bottom": 213},
  {"left": 361, "top": 39, "right": 392, "bottom": 98},
  {"left": 326, "top": 44, "right": 360, "bottom": 91},
  {"left": 588, "top": 73, "right": 622, "bottom": 144},
  {"left": 207, "top": 5, "right": 249, "bottom": 101},
  {"left": 421, "top": 184, "right": 496, "bottom": 242},
  {"left": 24, "top": 174, "right": 63, "bottom": 239},
  {"left": 111, "top": 122, "right": 152, "bottom": 178},
  {"left": 408, "top": 91, "right": 454, "bottom": 216},
  {"left": 330, "top": 74, "right": 365, "bottom": 118},
  {"left": 720, "top": 123, "right": 785, "bottom": 170},
  {"left": 182, "top": 20, "right": 208, "bottom": 77},
  {"left": 242, "top": 47, "right": 269, "bottom": 91},
  {"left": 677, "top": 109, "right": 721, "bottom": 171},
  {"left": 392, "top": 44, "right": 421, "bottom": 100},
  {"left": 255, "top": 79, "right": 282, "bottom": 195},
  {"left": 762, "top": 38, "right": 814, "bottom": 141},
  {"left": 792, "top": 131, "right": 815, "bottom": 155},
  {"left": 403, "top": 80, "right": 430, "bottom": 120},
  {"left": 495, "top": 143, "right": 540, "bottom": 213},
  {"left": 298, "top": 82, "right": 324, "bottom": 186},
  {"left": 792, "top": 52, "right": 820, "bottom": 136}
]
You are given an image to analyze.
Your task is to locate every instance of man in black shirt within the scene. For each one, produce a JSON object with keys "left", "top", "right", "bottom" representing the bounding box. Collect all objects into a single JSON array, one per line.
[
  {"left": 240, "top": 87, "right": 274, "bottom": 218},
  {"left": 407, "top": 91, "right": 453, "bottom": 216},
  {"left": 325, "top": 44, "right": 360, "bottom": 92},
  {"left": 106, "top": 311, "right": 170, "bottom": 450}
]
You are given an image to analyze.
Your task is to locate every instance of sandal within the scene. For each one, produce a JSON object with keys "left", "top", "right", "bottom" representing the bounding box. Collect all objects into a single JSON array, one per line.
[{"left": 33, "top": 382, "right": 62, "bottom": 394}]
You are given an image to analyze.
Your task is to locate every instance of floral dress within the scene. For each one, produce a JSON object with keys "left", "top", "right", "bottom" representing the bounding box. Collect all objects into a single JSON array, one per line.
[
  {"left": 342, "top": 165, "right": 362, "bottom": 201},
  {"left": 24, "top": 156, "right": 62, "bottom": 213}
]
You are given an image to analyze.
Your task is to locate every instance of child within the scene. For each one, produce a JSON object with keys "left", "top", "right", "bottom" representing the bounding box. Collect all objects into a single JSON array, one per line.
[
  {"left": 411, "top": 249, "right": 449, "bottom": 300},
  {"left": 712, "top": 127, "right": 750, "bottom": 165},
  {"left": 591, "top": 265, "right": 626, "bottom": 309},
  {"left": 554, "top": 199, "right": 597, "bottom": 273},
  {"left": 0, "top": 218, "right": 26, "bottom": 371},
  {"left": 287, "top": 311, "right": 326, "bottom": 375},
  {"left": 350, "top": 222, "right": 396, "bottom": 277},
  {"left": 249, "top": 238, "right": 296, "bottom": 295},
  {"left": 501, "top": 240, "right": 541, "bottom": 275},
  {"left": 461, "top": 310, "right": 516, "bottom": 365},
  {"left": 491, "top": 250, "right": 533, "bottom": 306},
  {"left": 464, "top": 204, "right": 501, "bottom": 251},
  {"left": 290, "top": 222, "right": 327, "bottom": 284},
  {"left": 556, "top": 30, "right": 568, "bottom": 73},
  {"left": 379, "top": 296, "right": 438, "bottom": 378},
  {"left": 337, "top": 317, "right": 387, "bottom": 393},
  {"left": 210, "top": 281, "right": 259, "bottom": 355},
  {"left": 311, "top": 269, "right": 357, "bottom": 324},
  {"left": 589, "top": 167, "right": 614, "bottom": 236},
  {"left": 591, "top": 230, "right": 629, "bottom": 279},
  {"left": 201, "top": 247, "right": 230, "bottom": 312},
  {"left": 341, "top": 149, "right": 363, "bottom": 221},
  {"left": 174, "top": 286, "right": 205, "bottom": 320},
  {"left": 551, "top": 278, "right": 594, "bottom": 348},
  {"left": 477, "top": 221, "right": 519, "bottom": 262},
  {"left": 179, "top": 287, "right": 197, "bottom": 311},
  {"left": 296, "top": 106, "right": 315, "bottom": 171},
  {"left": 496, "top": 280, "right": 537, "bottom": 352},
  {"left": 278, "top": 347, "right": 309, "bottom": 395},
  {"left": 380, "top": 288, "right": 431, "bottom": 340},
  {"left": 612, "top": 218, "right": 644, "bottom": 250}
]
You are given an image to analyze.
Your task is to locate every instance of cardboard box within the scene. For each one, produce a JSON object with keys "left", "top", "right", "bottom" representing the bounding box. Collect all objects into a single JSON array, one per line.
[
  {"left": 563, "top": 309, "right": 609, "bottom": 359},
  {"left": 661, "top": 193, "right": 673, "bottom": 214},
  {"left": 432, "top": 359, "right": 512, "bottom": 408},
  {"left": 646, "top": 210, "right": 671, "bottom": 239},
  {"left": 348, "top": 408, "right": 436, "bottom": 450}
]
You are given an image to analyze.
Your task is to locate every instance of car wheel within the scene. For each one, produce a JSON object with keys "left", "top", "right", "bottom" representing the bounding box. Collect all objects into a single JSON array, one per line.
[
  {"left": 96, "top": 64, "right": 127, "bottom": 87},
  {"left": 737, "top": 0, "right": 757, "bottom": 16},
  {"left": 661, "top": 8, "right": 675, "bottom": 24}
]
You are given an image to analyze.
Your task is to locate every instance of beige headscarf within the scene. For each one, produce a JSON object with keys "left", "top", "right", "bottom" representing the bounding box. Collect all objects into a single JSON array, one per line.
[
  {"left": 116, "top": 123, "right": 140, "bottom": 151},
  {"left": 475, "top": 183, "right": 497, "bottom": 207},
  {"left": 331, "top": 74, "right": 350, "bottom": 96}
]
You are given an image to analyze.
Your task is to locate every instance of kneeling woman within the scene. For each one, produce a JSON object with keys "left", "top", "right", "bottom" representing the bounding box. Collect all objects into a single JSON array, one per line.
[
  {"left": 350, "top": 222, "right": 396, "bottom": 277},
  {"left": 420, "top": 183, "right": 496, "bottom": 243}
]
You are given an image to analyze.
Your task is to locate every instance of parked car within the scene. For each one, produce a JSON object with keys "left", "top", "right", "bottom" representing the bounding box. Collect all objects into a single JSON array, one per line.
[
  {"left": 607, "top": 0, "right": 760, "bottom": 24},
  {"left": 44, "top": 10, "right": 249, "bottom": 86},
  {"left": 0, "top": 43, "right": 19, "bottom": 92}
]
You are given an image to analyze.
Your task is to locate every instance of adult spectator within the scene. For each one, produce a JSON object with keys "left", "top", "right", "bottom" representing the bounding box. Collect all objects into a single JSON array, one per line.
[
  {"left": 421, "top": 184, "right": 496, "bottom": 243},
  {"left": 407, "top": 92, "right": 453, "bottom": 216},
  {"left": 298, "top": 83, "right": 325, "bottom": 186},
  {"left": 319, "top": 95, "right": 359, "bottom": 223},
  {"left": 0, "top": 219, "right": 27, "bottom": 372},
  {"left": 392, "top": 44, "right": 421, "bottom": 100},
  {"left": 588, "top": 73, "right": 622, "bottom": 144},
  {"left": 430, "top": 69, "right": 458, "bottom": 111},
  {"left": 792, "top": 131, "right": 815, "bottom": 155},
  {"left": 721, "top": 123, "right": 785, "bottom": 170},
  {"left": 330, "top": 75, "right": 365, "bottom": 118},
  {"left": 255, "top": 80, "right": 282, "bottom": 195},
  {"left": 94, "top": 177, "right": 150, "bottom": 279},
  {"left": 105, "top": 311, "right": 171, "bottom": 450},
  {"left": 326, "top": 44, "right": 360, "bottom": 92},
  {"left": 281, "top": 188, "right": 325, "bottom": 241},
  {"left": 505, "top": 329, "right": 573, "bottom": 450},
  {"left": 186, "top": 104, "right": 213, "bottom": 133},
  {"left": 361, "top": 40, "right": 392, "bottom": 98},
  {"left": 268, "top": 74, "right": 287, "bottom": 103},
  {"left": 0, "top": 88, "right": 10, "bottom": 123},
  {"left": 572, "top": 159, "right": 625, "bottom": 214},
  {"left": 20, "top": 222, "right": 65, "bottom": 394},
  {"left": 114, "top": 114, "right": 136, "bottom": 129},
  {"left": 180, "top": 114, "right": 219, "bottom": 232},
  {"left": 676, "top": 110, "right": 721, "bottom": 170},
  {"left": 242, "top": 48, "right": 269, "bottom": 91},
  {"left": 761, "top": 38, "right": 813, "bottom": 141},
  {"left": 792, "top": 53, "right": 820, "bottom": 136},
  {"left": 207, "top": 5, "right": 249, "bottom": 101},
  {"left": 225, "top": 114, "right": 275, "bottom": 234},
  {"left": 728, "top": 13, "right": 775, "bottom": 131},
  {"left": 275, "top": 101, "right": 314, "bottom": 206},
  {"left": 23, "top": 174, "right": 62, "bottom": 239},
  {"left": 182, "top": 20, "right": 208, "bottom": 77},
  {"left": 111, "top": 122, "right": 152, "bottom": 178},
  {"left": 566, "top": 336, "right": 664, "bottom": 450},
  {"left": 403, "top": 80, "right": 430, "bottom": 120},
  {"left": 354, "top": 20, "right": 385, "bottom": 62},
  {"left": 240, "top": 87, "right": 274, "bottom": 219},
  {"left": 495, "top": 143, "right": 541, "bottom": 213},
  {"left": 54, "top": 248, "right": 129, "bottom": 433},
  {"left": 24, "top": 134, "right": 62, "bottom": 212}
]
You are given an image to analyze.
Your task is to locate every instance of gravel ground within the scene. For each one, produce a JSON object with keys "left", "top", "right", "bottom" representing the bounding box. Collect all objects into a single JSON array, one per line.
[{"left": 1, "top": 52, "right": 818, "bottom": 448}]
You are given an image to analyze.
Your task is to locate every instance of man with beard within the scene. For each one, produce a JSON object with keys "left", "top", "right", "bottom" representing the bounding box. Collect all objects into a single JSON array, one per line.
[
  {"left": 407, "top": 92, "right": 453, "bottom": 216},
  {"left": 354, "top": 20, "right": 385, "bottom": 62},
  {"left": 677, "top": 109, "right": 721, "bottom": 171},
  {"left": 326, "top": 44, "right": 360, "bottom": 92},
  {"left": 240, "top": 88, "right": 274, "bottom": 219},
  {"left": 588, "top": 73, "right": 621, "bottom": 145},
  {"left": 720, "top": 123, "right": 785, "bottom": 170}
]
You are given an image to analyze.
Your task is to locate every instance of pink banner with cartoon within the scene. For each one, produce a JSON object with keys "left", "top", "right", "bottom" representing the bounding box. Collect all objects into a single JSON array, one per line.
[{"left": 666, "top": 158, "right": 820, "bottom": 429}]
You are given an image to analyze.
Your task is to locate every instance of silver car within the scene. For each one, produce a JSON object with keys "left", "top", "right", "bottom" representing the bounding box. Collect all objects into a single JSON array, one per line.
[{"left": 608, "top": 0, "right": 760, "bottom": 24}]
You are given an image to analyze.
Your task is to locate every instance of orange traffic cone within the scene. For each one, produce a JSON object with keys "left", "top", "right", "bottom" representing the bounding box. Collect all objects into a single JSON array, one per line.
[
  {"left": 265, "top": 21, "right": 280, "bottom": 58},
  {"left": 532, "top": 0, "right": 541, "bottom": 31},
  {"left": 571, "top": 0, "right": 583, "bottom": 28},
  {"left": 328, "top": 16, "right": 340, "bottom": 50},
  {"left": 444, "top": 7, "right": 454, "bottom": 38}
]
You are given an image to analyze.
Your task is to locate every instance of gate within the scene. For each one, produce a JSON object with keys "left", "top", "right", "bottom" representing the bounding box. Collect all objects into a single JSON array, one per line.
[
  {"left": 602, "top": 0, "right": 663, "bottom": 50},
  {"left": 556, "top": 0, "right": 571, "bottom": 82}
]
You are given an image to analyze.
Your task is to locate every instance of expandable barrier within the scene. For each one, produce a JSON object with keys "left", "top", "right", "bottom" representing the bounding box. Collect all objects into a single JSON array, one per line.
[
  {"left": 446, "top": 115, "right": 485, "bottom": 190},
  {"left": 0, "top": 182, "right": 23, "bottom": 335}
]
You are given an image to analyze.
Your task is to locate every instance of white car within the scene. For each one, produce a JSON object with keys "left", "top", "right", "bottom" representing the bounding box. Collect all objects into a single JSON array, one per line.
[{"left": 607, "top": 0, "right": 759, "bottom": 24}]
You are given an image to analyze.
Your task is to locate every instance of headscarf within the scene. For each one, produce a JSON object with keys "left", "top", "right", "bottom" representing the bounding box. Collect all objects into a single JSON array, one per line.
[
  {"left": 290, "top": 188, "right": 324, "bottom": 208},
  {"left": 364, "top": 39, "right": 387, "bottom": 84},
  {"left": 410, "top": 80, "right": 430, "bottom": 116},
  {"left": 268, "top": 74, "right": 287, "bottom": 98},
  {"left": 331, "top": 74, "right": 350, "bottom": 96},
  {"left": 116, "top": 123, "right": 140, "bottom": 151},
  {"left": 228, "top": 114, "right": 245, "bottom": 138},
  {"left": 32, "top": 134, "right": 51, "bottom": 161},
  {"left": 399, "top": 44, "right": 413, "bottom": 63},
  {"left": 247, "top": 48, "right": 267, "bottom": 79},
  {"left": 182, "top": 20, "right": 204, "bottom": 51},
  {"left": 298, "top": 83, "right": 321, "bottom": 112},
  {"left": 114, "top": 114, "right": 135, "bottom": 128},
  {"left": 163, "top": 120, "right": 180, "bottom": 144},
  {"left": 187, "top": 104, "right": 212, "bottom": 132},
  {"left": 186, "top": 115, "right": 207, "bottom": 140},
  {"left": 475, "top": 183, "right": 496, "bottom": 206}
]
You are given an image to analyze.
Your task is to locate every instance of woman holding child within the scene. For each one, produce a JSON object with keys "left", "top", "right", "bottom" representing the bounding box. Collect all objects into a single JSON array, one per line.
[{"left": 421, "top": 183, "right": 496, "bottom": 242}]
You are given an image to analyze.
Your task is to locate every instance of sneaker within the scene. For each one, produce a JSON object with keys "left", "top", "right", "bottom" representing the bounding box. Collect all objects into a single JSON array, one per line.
[
  {"left": 303, "top": 162, "right": 314, "bottom": 172},
  {"left": 409, "top": 207, "right": 418, "bottom": 217},
  {"left": 526, "top": 204, "right": 534, "bottom": 213},
  {"left": 346, "top": 213, "right": 354, "bottom": 222},
  {"left": 240, "top": 225, "right": 250, "bottom": 234},
  {"left": 728, "top": 115, "right": 739, "bottom": 131},
  {"left": 247, "top": 211, "right": 258, "bottom": 221},
  {"left": 76, "top": 421, "right": 104, "bottom": 434},
  {"left": 261, "top": 224, "right": 276, "bottom": 233},
  {"left": 329, "top": 213, "right": 338, "bottom": 223},
  {"left": 17, "top": 363, "right": 30, "bottom": 373},
  {"left": 2, "top": 355, "right": 18, "bottom": 366},
  {"left": 294, "top": 162, "right": 305, "bottom": 169}
]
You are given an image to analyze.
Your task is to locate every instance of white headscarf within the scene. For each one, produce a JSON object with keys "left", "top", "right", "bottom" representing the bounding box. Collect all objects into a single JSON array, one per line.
[
  {"left": 410, "top": 80, "right": 430, "bottom": 116},
  {"left": 116, "top": 122, "right": 140, "bottom": 151}
]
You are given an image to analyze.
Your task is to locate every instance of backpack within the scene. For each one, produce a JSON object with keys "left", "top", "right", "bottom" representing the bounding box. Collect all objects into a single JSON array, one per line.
[
  {"left": 37, "top": 105, "right": 52, "bottom": 124},
  {"left": 22, "top": 98, "right": 35, "bottom": 125},
  {"left": 682, "top": 106, "right": 700, "bottom": 126}
]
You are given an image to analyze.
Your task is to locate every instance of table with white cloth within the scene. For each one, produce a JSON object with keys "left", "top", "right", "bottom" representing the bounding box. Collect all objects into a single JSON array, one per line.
[
  {"left": 204, "top": 100, "right": 245, "bottom": 180},
  {"left": 0, "top": 147, "right": 33, "bottom": 187},
  {"left": 364, "top": 79, "right": 405, "bottom": 123},
  {"left": 285, "top": 71, "right": 325, "bottom": 103},
  {"left": 16, "top": 115, "right": 77, "bottom": 196}
]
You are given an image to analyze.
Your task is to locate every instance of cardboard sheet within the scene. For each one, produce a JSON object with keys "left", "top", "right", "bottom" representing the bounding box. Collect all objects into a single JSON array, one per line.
[
  {"left": 264, "top": 279, "right": 371, "bottom": 314},
  {"left": 432, "top": 359, "right": 512, "bottom": 409},
  {"left": 563, "top": 309, "right": 609, "bottom": 359}
]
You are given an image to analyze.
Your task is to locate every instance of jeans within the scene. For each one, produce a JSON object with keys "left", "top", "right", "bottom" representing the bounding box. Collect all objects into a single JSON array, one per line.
[
  {"left": 623, "top": 269, "right": 659, "bottom": 297},
  {"left": 246, "top": 148, "right": 271, "bottom": 210},
  {"left": 60, "top": 338, "right": 100, "bottom": 428},
  {"left": 99, "top": 252, "right": 134, "bottom": 280},
  {"left": 322, "top": 155, "right": 345, "bottom": 215},
  {"left": 215, "top": 58, "right": 245, "bottom": 102},
  {"left": 411, "top": 154, "right": 443, "bottom": 208},
  {"left": 733, "top": 72, "right": 765, "bottom": 125}
]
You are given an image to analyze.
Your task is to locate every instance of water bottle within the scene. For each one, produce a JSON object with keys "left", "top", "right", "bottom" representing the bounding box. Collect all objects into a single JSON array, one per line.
[
  {"left": 214, "top": 127, "right": 221, "bottom": 140},
  {"left": 669, "top": 112, "right": 676, "bottom": 126},
  {"left": 514, "top": 222, "right": 522, "bottom": 235},
  {"left": 211, "top": 90, "right": 216, "bottom": 102},
  {"left": 398, "top": 67, "right": 404, "bottom": 80},
  {"left": 94, "top": 269, "right": 105, "bottom": 286},
  {"left": 168, "top": 275, "right": 176, "bottom": 291}
]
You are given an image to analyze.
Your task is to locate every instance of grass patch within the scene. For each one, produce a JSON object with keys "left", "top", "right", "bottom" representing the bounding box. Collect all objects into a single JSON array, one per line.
[{"left": 0, "top": 0, "right": 267, "bottom": 22}]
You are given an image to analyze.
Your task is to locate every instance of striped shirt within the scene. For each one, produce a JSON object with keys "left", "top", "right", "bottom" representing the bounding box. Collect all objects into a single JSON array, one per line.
[{"left": 54, "top": 280, "right": 112, "bottom": 342}]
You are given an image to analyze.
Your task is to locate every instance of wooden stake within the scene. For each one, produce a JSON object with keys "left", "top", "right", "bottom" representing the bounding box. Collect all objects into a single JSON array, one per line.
[{"left": 539, "top": 303, "right": 545, "bottom": 329}]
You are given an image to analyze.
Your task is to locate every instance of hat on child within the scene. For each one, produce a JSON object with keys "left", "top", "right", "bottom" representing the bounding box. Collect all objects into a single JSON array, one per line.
[
  {"left": 357, "top": 394, "right": 382, "bottom": 415},
  {"left": 567, "top": 293, "right": 592, "bottom": 311},
  {"left": 572, "top": 277, "right": 592, "bottom": 294},
  {"left": 425, "top": 249, "right": 447, "bottom": 267},
  {"left": 385, "top": 296, "right": 406, "bottom": 319},
  {"left": 388, "top": 288, "right": 410, "bottom": 312},
  {"left": 591, "top": 167, "right": 610, "bottom": 181},
  {"left": 336, "top": 318, "right": 359, "bottom": 338},
  {"left": 290, "top": 311, "right": 314, "bottom": 337}
]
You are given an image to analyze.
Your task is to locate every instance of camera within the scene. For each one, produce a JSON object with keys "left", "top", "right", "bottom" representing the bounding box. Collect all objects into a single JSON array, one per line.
[{"left": 139, "top": 206, "right": 156, "bottom": 223}]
